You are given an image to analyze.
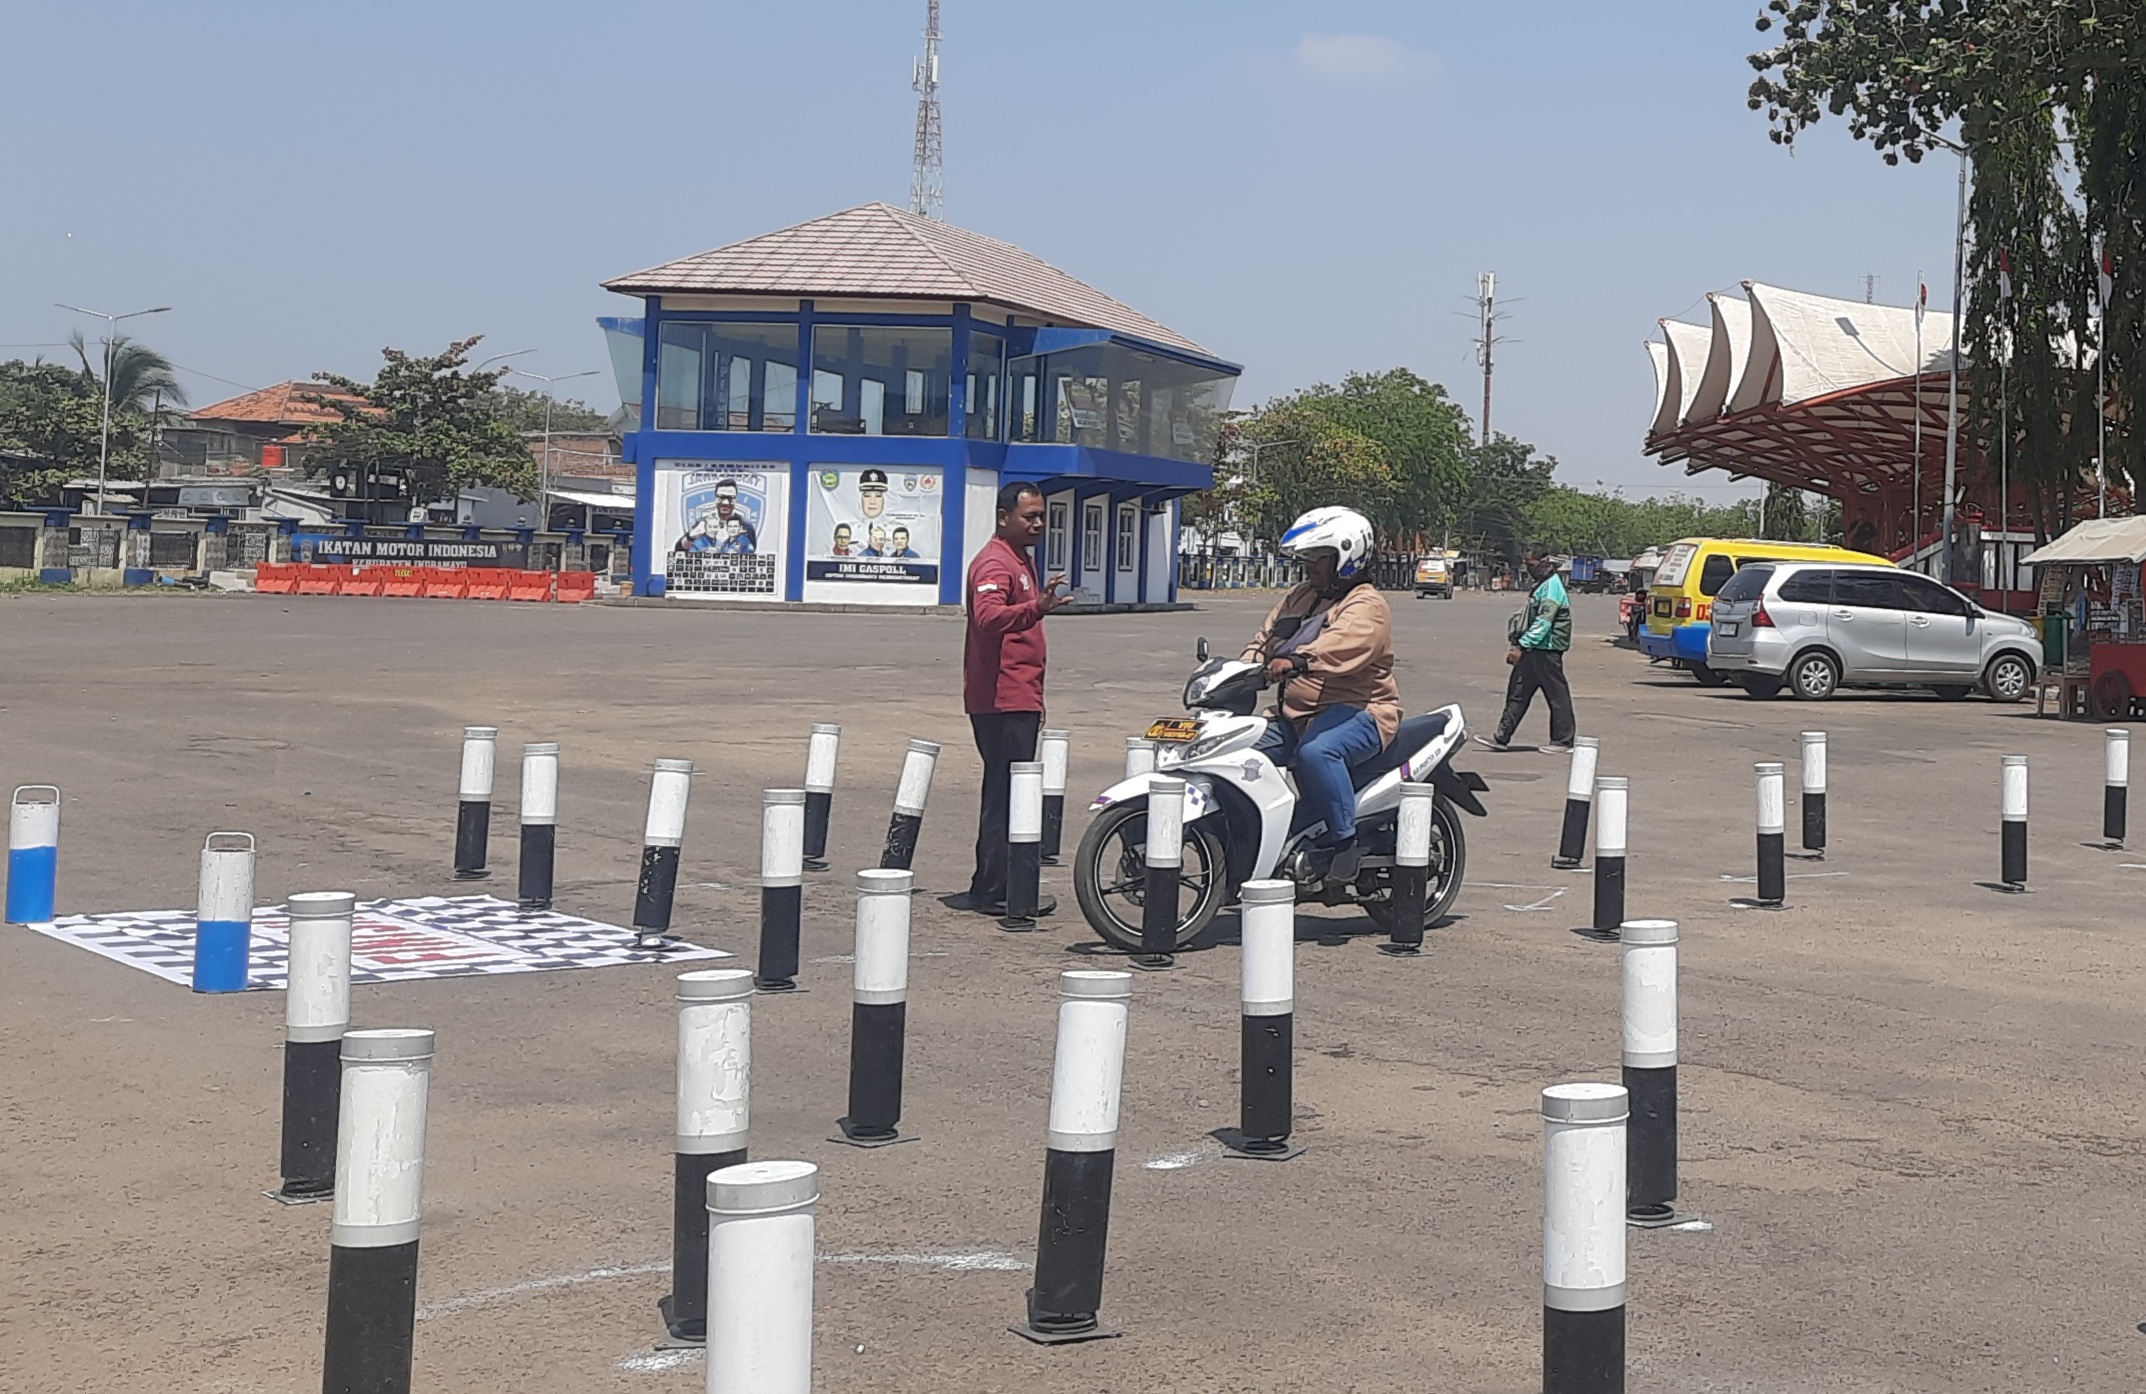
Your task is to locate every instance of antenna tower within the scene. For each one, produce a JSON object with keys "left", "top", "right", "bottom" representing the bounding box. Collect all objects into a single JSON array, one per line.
[
  {"left": 1473, "top": 272, "right": 1512, "bottom": 446},
  {"left": 1863, "top": 273, "right": 1880, "bottom": 303},
  {"left": 910, "top": 1, "right": 944, "bottom": 219}
]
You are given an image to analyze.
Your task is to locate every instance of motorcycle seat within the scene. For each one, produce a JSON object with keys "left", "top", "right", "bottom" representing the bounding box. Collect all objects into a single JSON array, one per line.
[{"left": 1348, "top": 711, "right": 1449, "bottom": 789}]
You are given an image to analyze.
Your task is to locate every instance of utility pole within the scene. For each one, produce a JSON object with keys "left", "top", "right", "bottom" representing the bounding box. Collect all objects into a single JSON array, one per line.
[
  {"left": 910, "top": 0, "right": 944, "bottom": 220},
  {"left": 1862, "top": 274, "right": 1880, "bottom": 304},
  {"left": 1474, "top": 272, "right": 1507, "bottom": 447}
]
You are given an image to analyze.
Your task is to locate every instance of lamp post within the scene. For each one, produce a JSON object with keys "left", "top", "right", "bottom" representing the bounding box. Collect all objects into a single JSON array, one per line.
[
  {"left": 508, "top": 366, "right": 599, "bottom": 525},
  {"left": 1925, "top": 133, "right": 1969, "bottom": 586},
  {"left": 54, "top": 302, "right": 171, "bottom": 515},
  {"left": 1240, "top": 438, "right": 1302, "bottom": 560}
]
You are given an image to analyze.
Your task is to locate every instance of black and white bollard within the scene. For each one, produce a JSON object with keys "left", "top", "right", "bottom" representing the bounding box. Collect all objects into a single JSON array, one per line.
[
  {"left": 1542, "top": 1082, "right": 1628, "bottom": 1394},
  {"left": 659, "top": 967, "right": 753, "bottom": 1345},
  {"left": 836, "top": 868, "right": 915, "bottom": 1146},
  {"left": 1225, "top": 879, "right": 1302, "bottom": 1160},
  {"left": 633, "top": 758, "right": 694, "bottom": 949},
  {"left": 1753, "top": 762, "right": 1786, "bottom": 908},
  {"left": 1000, "top": 760, "right": 1047, "bottom": 931},
  {"left": 707, "top": 1160, "right": 818, "bottom": 1392},
  {"left": 1132, "top": 775, "right": 1183, "bottom": 969},
  {"left": 1040, "top": 728, "right": 1071, "bottom": 865},
  {"left": 1553, "top": 737, "right": 1600, "bottom": 869},
  {"left": 517, "top": 742, "right": 558, "bottom": 910},
  {"left": 2104, "top": 728, "right": 2128, "bottom": 849},
  {"left": 1379, "top": 782, "right": 1436, "bottom": 956},
  {"left": 802, "top": 723, "right": 840, "bottom": 872},
  {"left": 879, "top": 739, "right": 940, "bottom": 872},
  {"left": 1123, "top": 736, "right": 1158, "bottom": 781},
  {"left": 453, "top": 726, "right": 497, "bottom": 880},
  {"left": 1587, "top": 777, "right": 1628, "bottom": 940},
  {"left": 755, "top": 789, "right": 806, "bottom": 992},
  {"left": 1797, "top": 731, "right": 1827, "bottom": 859},
  {"left": 193, "top": 832, "right": 256, "bottom": 994},
  {"left": 5, "top": 784, "right": 60, "bottom": 926},
  {"left": 1620, "top": 919, "right": 1679, "bottom": 1227},
  {"left": 2000, "top": 754, "right": 2029, "bottom": 890},
  {"left": 323, "top": 1028, "right": 433, "bottom": 1394},
  {"left": 1015, "top": 969, "right": 1131, "bottom": 1344},
  {"left": 274, "top": 890, "right": 354, "bottom": 1204}
]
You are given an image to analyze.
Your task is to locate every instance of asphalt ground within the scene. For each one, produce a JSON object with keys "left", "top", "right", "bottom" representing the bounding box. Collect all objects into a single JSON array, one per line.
[{"left": 2, "top": 587, "right": 2141, "bottom": 1393}]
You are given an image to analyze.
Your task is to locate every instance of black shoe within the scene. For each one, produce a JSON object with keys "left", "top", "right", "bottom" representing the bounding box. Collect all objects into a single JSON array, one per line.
[
  {"left": 940, "top": 891, "right": 993, "bottom": 912},
  {"left": 992, "top": 895, "right": 1058, "bottom": 918},
  {"left": 1327, "top": 840, "right": 1363, "bottom": 882}
]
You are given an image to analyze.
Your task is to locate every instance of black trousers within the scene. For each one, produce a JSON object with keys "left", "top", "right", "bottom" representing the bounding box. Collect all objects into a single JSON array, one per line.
[
  {"left": 1496, "top": 648, "right": 1576, "bottom": 745},
  {"left": 969, "top": 711, "right": 1042, "bottom": 901}
]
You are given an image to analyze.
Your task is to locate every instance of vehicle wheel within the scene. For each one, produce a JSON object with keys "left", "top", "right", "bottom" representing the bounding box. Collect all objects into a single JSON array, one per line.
[
  {"left": 1931, "top": 684, "right": 1973, "bottom": 701},
  {"left": 1364, "top": 798, "right": 1468, "bottom": 937},
  {"left": 1983, "top": 652, "right": 2033, "bottom": 704},
  {"left": 1788, "top": 651, "right": 1839, "bottom": 701},
  {"left": 1072, "top": 798, "right": 1229, "bottom": 953},
  {"left": 1739, "top": 675, "right": 1784, "bottom": 699},
  {"left": 1690, "top": 663, "right": 1729, "bottom": 687}
]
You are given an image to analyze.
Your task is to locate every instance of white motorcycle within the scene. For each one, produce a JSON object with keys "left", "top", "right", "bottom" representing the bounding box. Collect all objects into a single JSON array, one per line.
[{"left": 1072, "top": 638, "right": 1489, "bottom": 952}]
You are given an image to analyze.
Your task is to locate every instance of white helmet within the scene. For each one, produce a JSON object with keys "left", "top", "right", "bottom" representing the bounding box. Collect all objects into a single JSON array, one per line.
[{"left": 1279, "top": 506, "right": 1376, "bottom": 578}]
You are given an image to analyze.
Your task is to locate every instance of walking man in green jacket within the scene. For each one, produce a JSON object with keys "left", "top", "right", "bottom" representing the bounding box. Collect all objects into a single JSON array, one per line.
[{"left": 1483, "top": 549, "right": 1576, "bottom": 752}]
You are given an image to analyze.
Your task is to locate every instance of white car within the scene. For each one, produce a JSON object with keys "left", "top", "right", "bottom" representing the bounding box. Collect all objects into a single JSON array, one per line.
[{"left": 1706, "top": 561, "right": 2041, "bottom": 701}]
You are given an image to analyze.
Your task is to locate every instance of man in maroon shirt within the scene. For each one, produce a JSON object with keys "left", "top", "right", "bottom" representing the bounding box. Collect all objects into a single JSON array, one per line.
[{"left": 944, "top": 481, "right": 1073, "bottom": 913}]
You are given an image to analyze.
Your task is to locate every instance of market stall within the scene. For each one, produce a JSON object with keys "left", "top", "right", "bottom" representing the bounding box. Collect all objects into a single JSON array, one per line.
[{"left": 2020, "top": 518, "right": 2146, "bottom": 719}]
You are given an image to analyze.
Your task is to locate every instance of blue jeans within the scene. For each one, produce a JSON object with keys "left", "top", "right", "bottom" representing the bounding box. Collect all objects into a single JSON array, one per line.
[{"left": 1257, "top": 705, "right": 1384, "bottom": 843}]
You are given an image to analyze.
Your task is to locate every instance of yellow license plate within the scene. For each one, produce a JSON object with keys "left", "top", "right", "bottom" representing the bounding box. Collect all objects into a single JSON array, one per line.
[{"left": 1146, "top": 718, "right": 1200, "bottom": 743}]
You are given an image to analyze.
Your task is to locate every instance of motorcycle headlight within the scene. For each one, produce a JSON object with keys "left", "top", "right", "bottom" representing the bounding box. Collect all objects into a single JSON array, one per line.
[{"left": 1162, "top": 731, "right": 1235, "bottom": 766}]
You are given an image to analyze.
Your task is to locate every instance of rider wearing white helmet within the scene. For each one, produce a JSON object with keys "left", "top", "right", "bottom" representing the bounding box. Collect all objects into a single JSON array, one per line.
[{"left": 1239, "top": 506, "right": 1402, "bottom": 879}]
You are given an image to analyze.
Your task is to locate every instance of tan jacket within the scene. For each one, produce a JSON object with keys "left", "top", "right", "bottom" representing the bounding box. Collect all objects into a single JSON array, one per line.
[{"left": 1241, "top": 581, "right": 1402, "bottom": 747}]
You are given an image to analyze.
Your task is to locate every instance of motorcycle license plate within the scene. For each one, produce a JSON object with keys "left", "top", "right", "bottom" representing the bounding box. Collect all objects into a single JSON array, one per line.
[
  {"left": 1718, "top": 621, "right": 1740, "bottom": 637},
  {"left": 1145, "top": 718, "right": 1200, "bottom": 743}
]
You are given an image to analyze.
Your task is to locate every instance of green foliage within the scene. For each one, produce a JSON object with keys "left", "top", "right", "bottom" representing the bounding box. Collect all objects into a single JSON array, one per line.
[
  {"left": 307, "top": 338, "right": 537, "bottom": 502},
  {"left": 1455, "top": 434, "right": 1558, "bottom": 561},
  {"left": 0, "top": 359, "right": 144, "bottom": 506},
  {"left": 489, "top": 385, "right": 611, "bottom": 435},
  {"left": 68, "top": 331, "right": 187, "bottom": 412},
  {"left": 1746, "top": 1, "right": 2144, "bottom": 519},
  {"left": 1525, "top": 483, "right": 1824, "bottom": 557}
]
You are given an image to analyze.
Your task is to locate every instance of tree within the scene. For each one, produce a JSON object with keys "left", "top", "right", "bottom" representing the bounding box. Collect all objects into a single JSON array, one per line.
[
  {"left": 1453, "top": 434, "right": 1558, "bottom": 562},
  {"left": 0, "top": 359, "right": 144, "bottom": 505},
  {"left": 306, "top": 338, "right": 537, "bottom": 503},
  {"left": 489, "top": 384, "right": 611, "bottom": 435},
  {"left": 68, "top": 331, "right": 187, "bottom": 414}
]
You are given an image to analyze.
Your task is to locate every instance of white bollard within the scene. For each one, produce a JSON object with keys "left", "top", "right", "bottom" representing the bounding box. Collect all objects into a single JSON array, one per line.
[
  {"left": 1040, "top": 728, "right": 1072, "bottom": 864},
  {"left": 838, "top": 868, "right": 914, "bottom": 1145},
  {"left": 1553, "top": 737, "right": 1600, "bottom": 869},
  {"left": 706, "top": 1160, "right": 818, "bottom": 1394},
  {"left": 634, "top": 758, "right": 694, "bottom": 948},
  {"left": 193, "top": 832, "right": 256, "bottom": 993},
  {"left": 1228, "top": 880, "right": 1302, "bottom": 1159},
  {"left": 2105, "top": 728, "right": 2128, "bottom": 848},
  {"left": 754, "top": 790, "right": 807, "bottom": 991},
  {"left": 453, "top": 726, "right": 498, "bottom": 879},
  {"left": 1133, "top": 775, "right": 1184, "bottom": 967},
  {"left": 2000, "top": 754, "right": 2028, "bottom": 889},
  {"left": 879, "top": 739, "right": 941, "bottom": 872},
  {"left": 276, "top": 890, "right": 355, "bottom": 1201},
  {"left": 323, "top": 1028, "right": 434, "bottom": 1394},
  {"left": 1542, "top": 1081, "right": 1628, "bottom": 1392},
  {"left": 1380, "top": 782, "right": 1437, "bottom": 955},
  {"left": 518, "top": 742, "right": 559, "bottom": 909},
  {"left": 1588, "top": 777, "right": 1627, "bottom": 938},
  {"left": 802, "top": 724, "right": 840, "bottom": 872},
  {"left": 1754, "top": 762, "right": 1786, "bottom": 907},
  {"left": 661, "top": 967, "right": 755, "bottom": 1344},
  {"left": 1620, "top": 920, "right": 1678, "bottom": 1226},
  {"left": 1123, "top": 736, "right": 1159, "bottom": 780},
  {"left": 1798, "top": 731, "right": 1827, "bottom": 858},
  {"left": 1000, "top": 760, "right": 1047, "bottom": 929}
]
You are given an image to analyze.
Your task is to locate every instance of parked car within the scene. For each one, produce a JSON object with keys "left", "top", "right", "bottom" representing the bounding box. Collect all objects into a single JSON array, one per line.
[
  {"left": 1640, "top": 537, "right": 1895, "bottom": 684},
  {"left": 1705, "top": 561, "right": 2041, "bottom": 701},
  {"left": 1414, "top": 552, "right": 1454, "bottom": 599}
]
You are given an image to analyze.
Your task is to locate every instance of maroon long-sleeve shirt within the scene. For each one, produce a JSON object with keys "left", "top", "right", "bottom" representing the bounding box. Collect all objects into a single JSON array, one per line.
[{"left": 963, "top": 535, "right": 1047, "bottom": 713}]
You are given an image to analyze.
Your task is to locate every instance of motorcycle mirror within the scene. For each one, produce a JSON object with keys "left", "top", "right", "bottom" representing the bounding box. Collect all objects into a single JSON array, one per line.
[{"left": 1196, "top": 636, "right": 1210, "bottom": 661}]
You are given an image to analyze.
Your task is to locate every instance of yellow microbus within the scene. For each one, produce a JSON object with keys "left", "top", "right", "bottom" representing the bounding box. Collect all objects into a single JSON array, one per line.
[{"left": 1639, "top": 538, "right": 1894, "bottom": 683}]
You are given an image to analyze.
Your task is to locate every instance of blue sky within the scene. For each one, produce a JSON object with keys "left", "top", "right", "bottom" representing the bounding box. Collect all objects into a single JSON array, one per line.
[{"left": 0, "top": 1, "right": 1962, "bottom": 494}]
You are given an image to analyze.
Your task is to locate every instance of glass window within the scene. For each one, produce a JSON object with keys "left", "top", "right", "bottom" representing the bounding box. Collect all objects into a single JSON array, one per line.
[
  {"left": 1082, "top": 500, "right": 1105, "bottom": 573},
  {"left": 1046, "top": 499, "right": 1068, "bottom": 572},
  {"left": 1714, "top": 565, "right": 1773, "bottom": 603},
  {"left": 1698, "top": 554, "right": 1736, "bottom": 597},
  {"left": 654, "top": 322, "right": 799, "bottom": 431},
  {"left": 1833, "top": 572, "right": 1904, "bottom": 611},
  {"left": 1898, "top": 573, "right": 1971, "bottom": 615},
  {"left": 1004, "top": 340, "right": 1235, "bottom": 463},
  {"left": 809, "top": 326, "right": 953, "bottom": 436},
  {"left": 1777, "top": 569, "right": 1835, "bottom": 604},
  {"left": 1116, "top": 506, "right": 1137, "bottom": 573},
  {"left": 966, "top": 331, "right": 1004, "bottom": 440}
]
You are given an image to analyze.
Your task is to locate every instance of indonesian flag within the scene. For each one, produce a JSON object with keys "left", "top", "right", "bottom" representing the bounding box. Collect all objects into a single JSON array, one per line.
[
  {"left": 1998, "top": 249, "right": 2013, "bottom": 304},
  {"left": 1915, "top": 276, "right": 1928, "bottom": 327},
  {"left": 2098, "top": 238, "right": 2115, "bottom": 306}
]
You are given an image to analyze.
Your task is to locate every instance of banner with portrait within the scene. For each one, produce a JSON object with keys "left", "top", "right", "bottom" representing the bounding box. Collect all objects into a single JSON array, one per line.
[
  {"left": 652, "top": 462, "right": 787, "bottom": 600},
  {"left": 804, "top": 466, "right": 941, "bottom": 586}
]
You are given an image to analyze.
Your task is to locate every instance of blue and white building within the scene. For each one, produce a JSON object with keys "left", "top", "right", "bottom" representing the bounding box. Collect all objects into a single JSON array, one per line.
[{"left": 599, "top": 202, "right": 1239, "bottom": 607}]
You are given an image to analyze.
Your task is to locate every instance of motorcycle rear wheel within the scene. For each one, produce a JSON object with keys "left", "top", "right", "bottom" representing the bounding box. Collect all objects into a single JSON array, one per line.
[
  {"left": 1363, "top": 797, "right": 1468, "bottom": 938},
  {"left": 1073, "top": 798, "right": 1230, "bottom": 953}
]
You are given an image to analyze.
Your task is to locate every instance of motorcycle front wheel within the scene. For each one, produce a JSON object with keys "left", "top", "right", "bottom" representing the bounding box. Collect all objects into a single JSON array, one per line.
[
  {"left": 1363, "top": 796, "right": 1468, "bottom": 938},
  {"left": 1073, "top": 798, "right": 1230, "bottom": 953}
]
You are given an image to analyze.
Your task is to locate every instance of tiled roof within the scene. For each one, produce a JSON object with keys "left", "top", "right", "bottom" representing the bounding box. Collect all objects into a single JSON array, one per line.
[
  {"left": 188, "top": 380, "right": 368, "bottom": 426},
  {"left": 603, "top": 202, "right": 1214, "bottom": 357}
]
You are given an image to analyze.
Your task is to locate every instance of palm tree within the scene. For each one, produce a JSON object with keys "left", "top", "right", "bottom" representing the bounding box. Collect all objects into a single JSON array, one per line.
[{"left": 69, "top": 330, "right": 187, "bottom": 412}]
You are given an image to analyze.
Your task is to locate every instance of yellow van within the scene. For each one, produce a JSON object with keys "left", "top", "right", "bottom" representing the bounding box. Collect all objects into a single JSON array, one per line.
[{"left": 1640, "top": 538, "right": 1893, "bottom": 683}]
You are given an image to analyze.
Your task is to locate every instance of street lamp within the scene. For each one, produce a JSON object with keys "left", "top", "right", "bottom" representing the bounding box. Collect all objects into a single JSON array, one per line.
[
  {"left": 54, "top": 302, "right": 171, "bottom": 514},
  {"left": 1921, "top": 132, "right": 1969, "bottom": 586},
  {"left": 507, "top": 366, "right": 599, "bottom": 523},
  {"left": 1240, "top": 437, "right": 1303, "bottom": 486},
  {"left": 474, "top": 348, "right": 536, "bottom": 373}
]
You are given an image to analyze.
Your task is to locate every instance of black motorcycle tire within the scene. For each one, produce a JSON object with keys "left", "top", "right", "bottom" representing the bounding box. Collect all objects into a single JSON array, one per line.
[
  {"left": 1363, "top": 796, "right": 1469, "bottom": 938},
  {"left": 1073, "top": 798, "right": 1230, "bottom": 953}
]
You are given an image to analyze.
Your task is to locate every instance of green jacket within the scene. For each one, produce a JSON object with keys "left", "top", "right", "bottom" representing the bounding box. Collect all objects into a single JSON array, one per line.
[{"left": 1518, "top": 574, "right": 1571, "bottom": 652}]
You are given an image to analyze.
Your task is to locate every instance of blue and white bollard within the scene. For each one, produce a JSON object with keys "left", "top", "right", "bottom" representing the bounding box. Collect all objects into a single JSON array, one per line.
[
  {"left": 5, "top": 785, "right": 60, "bottom": 926},
  {"left": 193, "top": 832, "right": 256, "bottom": 993}
]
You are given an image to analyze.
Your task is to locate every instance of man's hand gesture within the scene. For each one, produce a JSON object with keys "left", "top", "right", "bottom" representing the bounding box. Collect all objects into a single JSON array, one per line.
[{"left": 1040, "top": 575, "right": 1076, "bottom": 613}]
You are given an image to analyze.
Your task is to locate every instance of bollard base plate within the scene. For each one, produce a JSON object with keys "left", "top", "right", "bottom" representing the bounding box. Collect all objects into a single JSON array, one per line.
[
  {"left": 802, "top": 857, "right": 830, "bottom": 872},
  {"left": 263, "top": 1186, "right": 332, "bottom": 1206},
  {"left": 1570, "top": 926, "right": 1621, "bottom": 943},
  {"left": 752, "top": 977, "right": 805, "bottom": 993},
  {"left": 1127, "top": 953, "right": 1178, "bottom": 972},
  {"left": 1727, "top": 897, "right": 1788, "bottom": 911},
  {"left": 452, "top": 869, "right": 492, "bottom": 881},
  {"left": 1374, "top": 941, "right": 1425, "bottom": 957},
  {"left": 1008, "top": 1322, "right": 1123, "bottom": 1346},
  {"left": 654, "top": 1294, "right": 705, "bottom": 1348},
  {"left": 517, "top": 898, "right": 553, "bottom": 911},
  {"left": 1211, "top": 1128, "right": 1305, "bottom": 1161},
  {"left": 1627, "top": 1206, "right": 1702, "bottom": 1230},
  {"left": 1786, "top": 848, "right": 1827, "bottom": 861},
  {"left": 1550, "top": 856, "right": 1584, "bottom": 871},
  {"left": 829, "top": 1121, "right": 918, "bottom": 1149},
  {"left": 1040, "top": 854, "right": 1061, "bottom": 866},
  {"left": 1975, "top": 881, "right": 2032, "bottom": 895}
]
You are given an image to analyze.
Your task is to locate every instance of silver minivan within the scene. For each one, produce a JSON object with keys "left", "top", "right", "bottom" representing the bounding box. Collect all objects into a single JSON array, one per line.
[{"left": 1707, "top": 561, "right": 2041, "bottom": 701}]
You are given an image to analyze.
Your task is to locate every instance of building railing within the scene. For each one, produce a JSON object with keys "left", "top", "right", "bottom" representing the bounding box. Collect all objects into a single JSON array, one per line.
[{"left": 1176, "top": 550, "right": 1419, "bottom": 592}]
